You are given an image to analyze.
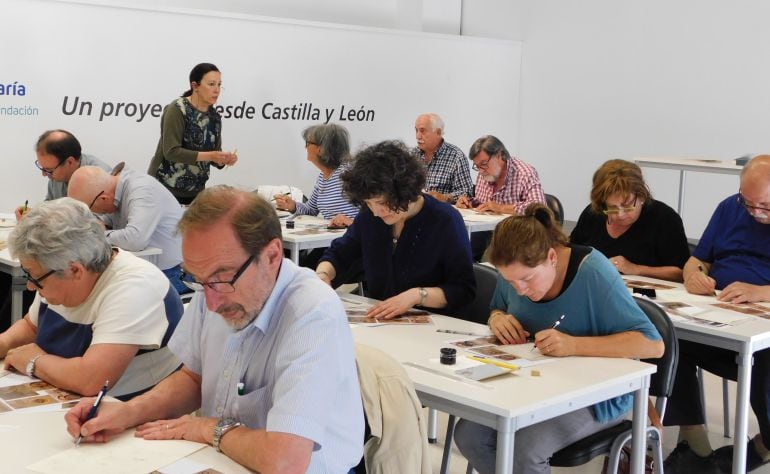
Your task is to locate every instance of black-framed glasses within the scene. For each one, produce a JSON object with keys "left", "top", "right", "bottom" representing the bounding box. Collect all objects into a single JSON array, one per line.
[
  {"left": 603, "top": 197, "right": 638, "bottom": 216},
  {"left": 20, "top": 265, "right": 57, "bottom": 290},
  {"left": 737, "top": 193, "right": 770, "bottom": 214},
  {"left": 89, "top": 190, "right": 105, "bottom": 210},
  {"left": 35, "top": 159, "right": 65, "bottom": 177},
  {"left": 179, "top": 255, "right": 256, "bottom": 293},
  {"left": 472, "top": 153, "right": 498, "bottom": 171}
]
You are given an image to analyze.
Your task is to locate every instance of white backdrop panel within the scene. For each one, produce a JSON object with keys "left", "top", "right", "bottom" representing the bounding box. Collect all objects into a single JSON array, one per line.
[{"left": 1, "top": 0, "right": 520, "bottom": 211}]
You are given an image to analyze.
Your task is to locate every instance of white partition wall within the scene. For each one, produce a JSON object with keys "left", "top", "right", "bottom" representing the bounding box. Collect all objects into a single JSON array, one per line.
[{"left": 1, "top": 0, "right": 521, "bottom": 211}]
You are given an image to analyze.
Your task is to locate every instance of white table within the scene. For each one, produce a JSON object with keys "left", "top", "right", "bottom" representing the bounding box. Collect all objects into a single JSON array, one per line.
[
  {"left": 0, "top": 409, "right": 251, "bottom": 473},
  {"left": 346, "top": 295, "right": 656, "bottom": 473},
  {"left": 280, "top": 215, "right": 346, "bottom": 264},
  {"left": 624, "top": 275, "right": 770, "bottom": 474},
  {"left": 634, "top": 157, "right": 743, "bottom": 216},
  {"left": 454, "top": 207, "right": 507, "bottom": 238}
]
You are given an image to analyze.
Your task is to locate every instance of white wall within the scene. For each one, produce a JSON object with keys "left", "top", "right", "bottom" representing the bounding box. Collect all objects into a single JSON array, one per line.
[
  {"left": 0, "top": 0, "right": 519, "bottom": 212},
  {"left": 462, "top": 0, "right": 770, "bottom": 237}
]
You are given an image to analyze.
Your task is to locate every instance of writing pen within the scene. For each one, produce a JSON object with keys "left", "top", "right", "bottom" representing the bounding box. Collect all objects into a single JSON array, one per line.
[
  {"left": 532, "top": 314, "right": 566, "bottom": 352},
  {"left": 270, "top": 192, "right": 291, "bottom": 202},
  {"left": 467, "top": 356, "right": 519, "bottom": 371},
  {"left": 23, "top": 199, "right": 28, "bottom": 214},
  {"left": 75, "top": 380, "right": 109, "bottom": 446},
  {"left": 697, "top": 264, "right": 717, "bottom": 296},
  {"left": 436, "top": 329, "right": 490, "bottom": 337}
]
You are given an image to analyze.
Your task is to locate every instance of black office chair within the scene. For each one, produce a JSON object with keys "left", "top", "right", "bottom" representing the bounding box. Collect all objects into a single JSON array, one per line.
[
  {"left": 545, "top": 193, "right": 565, "bottom": 227},
  {"left": 438, "top": 263, "right": 500, "bottom": 474},
  {"left": 549, "top": 296, "right": 678, "bottom": 474}
]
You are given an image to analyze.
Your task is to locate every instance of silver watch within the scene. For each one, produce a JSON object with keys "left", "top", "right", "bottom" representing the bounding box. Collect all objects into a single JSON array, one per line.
[
  {"left": 26, "top": 354, "right": 43, "bottom": 378},
  {"left": 212, "top": 418, "right": 242, "bottom": 452},
  {"left": 418, "top": 287, "right": 428, "bottom": 306}
]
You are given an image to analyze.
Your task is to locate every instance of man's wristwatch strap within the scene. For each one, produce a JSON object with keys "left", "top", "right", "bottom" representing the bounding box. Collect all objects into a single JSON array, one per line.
[{"left": 212, "top": 418, "right": 242, "bottom": 452}]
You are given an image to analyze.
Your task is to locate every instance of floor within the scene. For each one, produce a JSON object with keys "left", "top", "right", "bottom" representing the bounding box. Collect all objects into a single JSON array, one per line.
[{"left": 426, "top": 370, "right": 770, "bottom": 473}]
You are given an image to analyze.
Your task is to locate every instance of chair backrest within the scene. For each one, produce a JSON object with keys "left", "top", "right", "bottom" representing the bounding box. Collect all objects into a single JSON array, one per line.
[
  {"left": 545, "top": 193, "right": 565, "bottom": 226},
  {"left": 450, "top": 263, "right": 499, "bottom": 324},
  {"left": 633, "top": 296, "right": 679, "bottom": 400}
]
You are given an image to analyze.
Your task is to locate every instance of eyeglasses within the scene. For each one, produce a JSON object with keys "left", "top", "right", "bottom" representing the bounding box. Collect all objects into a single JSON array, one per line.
[
  {"left": 472, "top": 153, "right": 498, "bottom": 172},
  {"left": 737, "top": 193, "right": 770, "bottom": 214},
  {"left": 89, "top": 190, "right": 105, "bottom": 210},
  {"left": 603, "top": 198, "right": 638, "bottom": 215},
  {"left": 35, "top": 159, "right": 65, "bottom": 177},
  {"left": 20, "top": 265, "right": 57, "bottom": 290},
  {"left": 180, "top": 255, "right": 256, "bottom": 293}
]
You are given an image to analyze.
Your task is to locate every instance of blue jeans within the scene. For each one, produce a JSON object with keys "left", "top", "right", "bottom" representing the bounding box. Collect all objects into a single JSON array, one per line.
[{"left": 162, "top": 264, "right": 193, "bottom": 295}]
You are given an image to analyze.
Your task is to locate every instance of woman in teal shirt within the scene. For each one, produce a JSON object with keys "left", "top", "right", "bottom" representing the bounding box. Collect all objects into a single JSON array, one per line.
[{"left": 454, "top": 203, "right": 663, "bottom": 474}]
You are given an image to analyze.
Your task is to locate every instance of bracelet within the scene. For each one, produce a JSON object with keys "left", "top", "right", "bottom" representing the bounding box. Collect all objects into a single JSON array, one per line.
[{"left": 315, "top": 270, "right": 331, "bottom": 279}]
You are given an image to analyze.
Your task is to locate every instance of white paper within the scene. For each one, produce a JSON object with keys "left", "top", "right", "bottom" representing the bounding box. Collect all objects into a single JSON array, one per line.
[
  {"left": 157, "top": 457, "right": 213, "bottom": 474},
  {"left": 27, "top": 430, "right": 206, "bottom": 474}
]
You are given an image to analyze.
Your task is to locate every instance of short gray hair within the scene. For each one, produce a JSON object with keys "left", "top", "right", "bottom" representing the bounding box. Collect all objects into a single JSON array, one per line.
[
  {"left": 469, "top": 135, "right": 511, "bottom": 162},
  {"left": 302, "top": 123, "right": 350, "bottom": 169},
  {"left": 427, "top": 113, "right": 445, "bottom": 134},
  {"left": 9, "top": 198, "right": 112, "bottom": 273}
]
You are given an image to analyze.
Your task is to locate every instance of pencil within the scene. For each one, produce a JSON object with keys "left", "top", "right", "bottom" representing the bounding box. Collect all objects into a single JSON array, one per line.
[{"left": 467, "top": 356, "right": 519, "bottom": 371}]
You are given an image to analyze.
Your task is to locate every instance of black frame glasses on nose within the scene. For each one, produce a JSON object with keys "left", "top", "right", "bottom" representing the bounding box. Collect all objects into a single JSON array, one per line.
[
  {"left": 20, "top": 265, "right": 57, "bottom": 290},
  {"left": 89, "top": 190, "right": 105, "bottom": 210},
  {"left": 179, "top": 255, "right": 256, "bottom": 293},
  {"left": 737, "top": 193, "right": 770, "bottom": 214},
  {"left": 35, "top": 159, "right": 65, "bottom": 176},
  {"left": 472, "top": 153, "right": 497, "bottom": 172}
]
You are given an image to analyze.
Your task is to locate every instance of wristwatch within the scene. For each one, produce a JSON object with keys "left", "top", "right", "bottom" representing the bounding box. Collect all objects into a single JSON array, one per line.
[
  {"left": 418, "top": 287, "right": 428, "bottom": 306},
  {"left": 212, "top": 418, "right": 242, "bottom": 452},
  {"left": 26, "top": 354, "right": 44, "bottom": 378}
]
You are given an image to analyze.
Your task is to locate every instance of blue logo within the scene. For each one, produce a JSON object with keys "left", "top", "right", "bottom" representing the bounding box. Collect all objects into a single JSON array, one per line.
[{"left": 0, "top": 81, "right": 27, "bottom": 96}]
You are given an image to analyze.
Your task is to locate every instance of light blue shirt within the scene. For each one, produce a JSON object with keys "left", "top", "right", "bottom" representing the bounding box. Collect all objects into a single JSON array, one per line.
[
  {"left": 490, "top": 249, "right": 661, "bottom": 422},
  {"left": 169, "top": 259, "right": 364, "bottom": 473},
  {"left": 102, "top": 168, "right": 183, "bottom": 271}
]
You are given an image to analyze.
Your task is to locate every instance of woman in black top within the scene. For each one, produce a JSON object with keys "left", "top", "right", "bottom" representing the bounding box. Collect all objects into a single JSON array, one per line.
[{"left": 570, "top": 159, "right": 689, "bottom": 281}]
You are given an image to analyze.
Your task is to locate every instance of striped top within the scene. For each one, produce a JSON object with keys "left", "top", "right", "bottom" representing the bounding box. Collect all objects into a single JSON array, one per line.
[{"left": 295, "top": 166, "right": 359, "bottom": 220}]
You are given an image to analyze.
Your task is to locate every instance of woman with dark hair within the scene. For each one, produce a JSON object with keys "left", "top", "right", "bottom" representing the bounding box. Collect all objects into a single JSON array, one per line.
[
  {"left": 148, "top": 63, "right": 238, "bottom": 204},
  {"left": 570, "top": 159, "right": 689, "bottom": 281},
  {"left": 453, "top": 203, "right": 663, "bottom": 474},
  {"left": 274, "top": 123, "right": 359, "bottom": 227},
  {"left": 316, "top": 140, "right": 475, "bottom": 318}
]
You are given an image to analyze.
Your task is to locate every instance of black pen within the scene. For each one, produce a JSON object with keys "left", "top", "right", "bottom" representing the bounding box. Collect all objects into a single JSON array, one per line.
[
  {"left": 75, "top": 380, "right": 109, "bottom": 446},
  {"left": 23, "top": 199, "right": 28, "bottom": 214},
  {"left": 532, "top": 314, "right": 566, "bottom": 352}
]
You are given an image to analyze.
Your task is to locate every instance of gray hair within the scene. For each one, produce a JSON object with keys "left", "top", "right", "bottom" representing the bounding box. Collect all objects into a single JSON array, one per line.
[
  {"left": 427, "top": 113, "right": 445, "bottom": 134},
  {"left": 302, "top": 123, "right": 350, "bottom": 169},
  {"left": 9, "top": 198, "right": 112, "bottom": 273},
  {"left": 468, "top": 135, "right": 511, "bottom": 162}
]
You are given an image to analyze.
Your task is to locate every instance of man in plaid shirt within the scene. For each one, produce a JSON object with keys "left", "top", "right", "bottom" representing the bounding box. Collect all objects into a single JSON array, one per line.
[
  {"left": 414, "top": 113, "right": 473, "bottom": 204},
  {"left": 457, "top": 135, "right": 546, "bottom": 259}
]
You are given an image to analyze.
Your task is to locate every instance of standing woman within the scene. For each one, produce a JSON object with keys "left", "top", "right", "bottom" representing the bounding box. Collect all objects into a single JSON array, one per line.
[
  {"left": 148, "top": 63, "right": 238, "bottom": 205},
  {"left": 570, "top": 159, "right": 689, "bottom": 281},
  {"left": 454, "top": 204, "right": 663, "bottom": 473}
]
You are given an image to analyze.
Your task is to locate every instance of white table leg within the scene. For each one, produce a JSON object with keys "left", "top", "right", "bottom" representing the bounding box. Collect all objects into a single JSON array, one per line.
[
  {"left": 630, "top": 375, "right": 650, "bottom": 473},
  {"left": 732, "top": 349, "right": 753, "bottom": 474},
  {"left": 291, "top": 246, "right": 300, "bottom": 264},
  {"left": 495, "top": 417, "right": 514, "bottom": 473}
]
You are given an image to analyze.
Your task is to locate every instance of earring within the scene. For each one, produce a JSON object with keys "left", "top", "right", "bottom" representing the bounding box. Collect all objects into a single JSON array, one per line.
[{"left": 552, "top": 259, "right": 557, "bottom": 268}]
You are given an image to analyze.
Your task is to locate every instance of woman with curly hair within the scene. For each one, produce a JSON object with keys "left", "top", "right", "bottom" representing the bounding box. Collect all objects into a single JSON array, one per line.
[{"left": 316, "top": 140, "right": 475, "bottom": 318}]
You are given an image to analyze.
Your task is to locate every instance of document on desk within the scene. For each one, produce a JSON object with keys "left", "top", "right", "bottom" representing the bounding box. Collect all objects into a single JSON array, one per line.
[
  {"left": 0, "top": 373, "right": 80, "bottom": 413},
  {"left": 27, "top": 431, "right": 205, "bottom": 474}
]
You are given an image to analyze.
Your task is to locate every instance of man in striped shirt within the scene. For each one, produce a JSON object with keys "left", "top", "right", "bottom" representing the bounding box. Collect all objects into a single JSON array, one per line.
[{"left": 414, "top": 113, "right": 473, "bottom": 204}]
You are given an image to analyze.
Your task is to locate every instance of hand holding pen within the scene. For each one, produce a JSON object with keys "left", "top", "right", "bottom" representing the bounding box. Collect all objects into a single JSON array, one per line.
[
  {"left": 75, "top": 380, "right": 109, "bottom": 446},
  {"left": 14, "top": 200, "right": 29, "bottom": 221},
  {"left": 532, "top": 314, "right": 567, "bottom": 355},
  {"left": 684, "top": 262, "right": 717, "bottom": 296}
]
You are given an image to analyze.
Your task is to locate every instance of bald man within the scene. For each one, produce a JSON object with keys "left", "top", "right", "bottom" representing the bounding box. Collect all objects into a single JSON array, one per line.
[
  {"left": 68, "top": 166, "right": 187, "bottom": 295},
  {"left": 414, "top": 113, "right": 473, "bottom": 203},
  {"left": 664, "top": 156, "right": 770, "bottom": 473}
]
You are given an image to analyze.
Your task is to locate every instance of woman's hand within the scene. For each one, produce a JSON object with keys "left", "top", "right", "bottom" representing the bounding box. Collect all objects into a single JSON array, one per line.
[
  {"left": 329, "top": 214, "right": 353, "bottom": 227},
  {"left": 367, "top": 289, "right": 419, "bottom": 320},
  {"left": 533, "top": 329, "right": 575, "bottom": 357},
  {"left": 207, "top": 151, "right": 238, "bottom": 166},
  {"left": 609, "top": 255, "right": 638, "bottom": 275},
  {"left": 274, "top": 195, "right": 296, "bottom": 212},
  {"left": 488, "top": 312, "right": 530, "bottom": 345}
]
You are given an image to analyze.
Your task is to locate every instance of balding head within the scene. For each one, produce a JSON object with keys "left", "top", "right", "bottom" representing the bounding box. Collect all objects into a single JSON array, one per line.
[
  {"left": 68, "top": 166, "right": 115, "bottom": 212},
  {"left": 739, "top": 155, "right": 770, "bottom": 224}
]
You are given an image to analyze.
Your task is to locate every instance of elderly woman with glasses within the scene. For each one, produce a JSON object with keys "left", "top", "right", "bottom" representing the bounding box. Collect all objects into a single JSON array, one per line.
[
  {"left": 274, "top": 123, "right": 359, "bottom": 227},
  {"left": 0, "top": 198, "right": 182, "bottom": 400},
  {"left": 570, "top": 159, "right": 690, "bottom": 281}
]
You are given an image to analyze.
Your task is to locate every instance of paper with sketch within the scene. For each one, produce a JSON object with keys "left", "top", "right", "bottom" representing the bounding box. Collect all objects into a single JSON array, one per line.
[
  {"left": 464, "top": 342, "right": 556, "bottom": 368},
  {"left": 346, "top": 309, "right": 433, "bottom": 325},
  {"left": 711, "top": 302, "right": 770, "bottom": 319},
  {"left": 0, "top": 374, "right": 79, "bottom": 413},
  {"left": 27, "top": 431, "right": 206, "bottom": 474},
  {"left": 153, "top": 458, "right": 223, "bottom": 474}
]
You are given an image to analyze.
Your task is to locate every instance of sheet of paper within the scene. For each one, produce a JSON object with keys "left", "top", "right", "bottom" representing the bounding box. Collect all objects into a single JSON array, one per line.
[
  {"left": 156, "top": 457, "right": 218, "bottom": 474},
  {"left": 27, "top": 431, "right": 205, "bottom": 474}
]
